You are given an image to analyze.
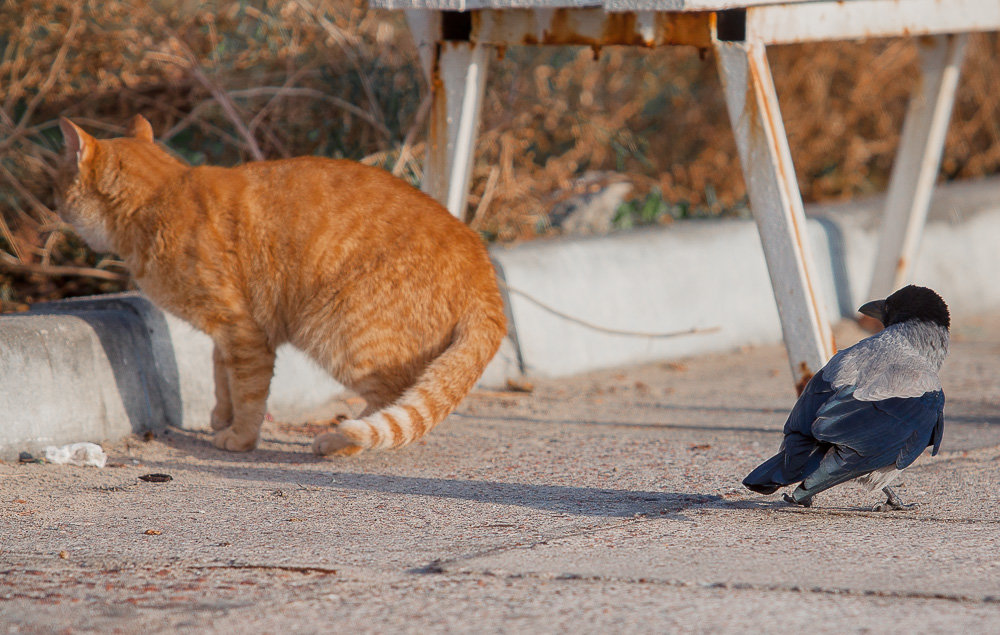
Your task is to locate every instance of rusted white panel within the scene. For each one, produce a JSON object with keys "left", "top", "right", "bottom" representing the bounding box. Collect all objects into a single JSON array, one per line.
[
  {"left": 370, "top": 0, "right": 601, "bottom": 9},
  {"left": 384, "top": 1, "right": 1000, "bottom": 45},
  {"left": 745, "top": 0, "right": 1000, "bottom": 45},
  {"left": 372, "top": 0, "right": 792, "bottom": 10},
  {"left": 605, "top": 0, "right": 797, "bottom": 10},
  {"left": 424, "top": 42, "right": 490, "bottom": 220},
  {"left": 473, "top": 8, "right": 631, "bottom": 44},
  {"left": 868, "top": 34, "right": 968, "bottom": 301},
  {"left": 715, "top": 39, "right": 834, "bottom": 388},
  {"left": 469, "top": 8, "right": 714, "bottom": 47}
]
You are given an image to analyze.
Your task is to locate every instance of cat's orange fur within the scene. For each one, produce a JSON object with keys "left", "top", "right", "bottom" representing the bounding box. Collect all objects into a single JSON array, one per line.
[{"left": 58, "top": 115, "right": 506, "bottom": 455}]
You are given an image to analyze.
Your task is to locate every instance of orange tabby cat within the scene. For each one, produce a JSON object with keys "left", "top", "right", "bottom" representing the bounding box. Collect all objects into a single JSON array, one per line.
[{"left": 58, "top": 115, "right": 506, "bottom": 455}]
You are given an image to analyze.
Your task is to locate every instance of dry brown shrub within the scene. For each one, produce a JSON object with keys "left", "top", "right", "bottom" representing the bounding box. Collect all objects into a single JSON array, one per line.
[
  {"left": 468, "top": 35, "right": 1000, "bottom": 238},
  {"left": 1, "top": 0, "right": 998, "bottom": 310},
  {"left": 0, "top": 0, "right": 420, "bottom": 310}
]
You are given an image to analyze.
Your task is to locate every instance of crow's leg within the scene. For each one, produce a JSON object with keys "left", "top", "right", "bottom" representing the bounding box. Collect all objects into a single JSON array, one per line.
[
  {"left": 782, "top": 491, "right": 812, "bottom": 508},
  {"left": 872, "top": 486, "right": 918, "bottom": 512},
  {"left": 784, "top": 448, "right": 872, "bottom": 509}
]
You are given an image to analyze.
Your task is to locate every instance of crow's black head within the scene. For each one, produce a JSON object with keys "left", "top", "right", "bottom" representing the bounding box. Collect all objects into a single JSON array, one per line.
[{"left": 858, "top": 285, "right": 950, "bottom": 329}]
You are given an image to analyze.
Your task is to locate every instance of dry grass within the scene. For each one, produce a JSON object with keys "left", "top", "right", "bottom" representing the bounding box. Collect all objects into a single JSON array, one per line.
[
  {"left": 469, "top": 36, "right": 1000, "bottom": 239},
  {"left": 2, "top": 0, "right": 999, "bottom": 310}
]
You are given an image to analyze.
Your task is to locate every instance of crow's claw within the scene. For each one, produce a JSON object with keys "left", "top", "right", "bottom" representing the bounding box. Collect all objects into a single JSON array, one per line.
[
  {"left": 873, "top": 486, "right": 919, "bottom": 512},
  {"left": 872, "top": 500, "right": 919, "bottom": 512},
  {"left": 782, "top": 493, "right": 812, "bottom": 508}
]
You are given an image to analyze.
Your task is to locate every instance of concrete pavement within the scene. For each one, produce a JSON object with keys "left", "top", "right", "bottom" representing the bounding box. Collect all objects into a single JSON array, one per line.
[{"left": 2, "top": 313, "right": 999, "bottom": 633}]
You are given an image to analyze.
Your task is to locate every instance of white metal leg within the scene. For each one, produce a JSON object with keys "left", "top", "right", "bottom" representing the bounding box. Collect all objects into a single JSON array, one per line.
[
  {"left": 715, "top": 39, "right": 834, "bottom": 389},
  {"left": 423, "top": 41, "right": 490, "bottom": 221},
  {"left": 867, "top": 34, "right": 968, "bottom": 301},
  {"left": 404, "top": 9, "right": 439, "bottom": 86}
]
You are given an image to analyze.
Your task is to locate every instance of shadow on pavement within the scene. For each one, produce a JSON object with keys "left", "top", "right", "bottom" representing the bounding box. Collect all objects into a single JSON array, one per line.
[
  {"left": 150, "top": 437, "right": 720, "bottom": 518},
  {"left": 450, "top": 411, "right": 781, "bottom": 435}
]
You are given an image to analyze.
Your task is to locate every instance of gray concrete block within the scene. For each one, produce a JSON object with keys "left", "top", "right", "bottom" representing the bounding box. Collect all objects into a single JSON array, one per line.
[
  {"left": 808, "top": 179, "right": 1000, "bottom": 316},
  {"left": 32, "top": 293, "right": 347, "bottom": 430},
  {"left": 489, "top": 177, "right": 1000, "bottom": 380},
  {"left": 491, "top": 219, "right": 791, "bottom": 377},
  {"left": 1, "top": 294, "right": 348, "bottom": 458},
  {"left": 0, "top": 311, "right": 161, "bottom": 458}
]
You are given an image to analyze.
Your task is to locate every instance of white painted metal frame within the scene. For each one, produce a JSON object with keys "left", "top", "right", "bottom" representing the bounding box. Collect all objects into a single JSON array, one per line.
[
  {"left": 381, "top": 0, "right": 1000, "bottom": 387},
  {"left": 405, "top": 12, "right": 491, "bottom": 220},
  {"left": 714, "top": 39, "right": 833, "bottom": 386},
  {"left": 867, "top": 34, "right": 968, "bottom": 301}
]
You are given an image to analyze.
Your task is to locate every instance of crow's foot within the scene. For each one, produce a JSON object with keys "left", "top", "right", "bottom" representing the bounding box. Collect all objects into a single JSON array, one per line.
[
  {"left": 872, "top": 501, "right": 918, "bottom": 512},
  {"left": 872, "top": 486, "right": 918, "bottom": 512},
  {"left": 782, "top": 493, "right": 812, "bottom": 508}
]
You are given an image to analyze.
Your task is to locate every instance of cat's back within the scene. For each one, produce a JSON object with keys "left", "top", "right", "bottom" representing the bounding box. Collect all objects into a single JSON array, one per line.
[
  {"left": 238, "top": 156, "right": 449, "bottom": 215},
  {"left": 198, "top": 156, "right": 500, "bottom": 312},
  {"left": 220, "top": 157, "right": 472, "bottom": 244}
]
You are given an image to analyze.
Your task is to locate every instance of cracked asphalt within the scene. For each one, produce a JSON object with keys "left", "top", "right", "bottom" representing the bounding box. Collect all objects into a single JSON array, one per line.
[{"left": 2, "top": 315, "right": 999, "bottom": 633}]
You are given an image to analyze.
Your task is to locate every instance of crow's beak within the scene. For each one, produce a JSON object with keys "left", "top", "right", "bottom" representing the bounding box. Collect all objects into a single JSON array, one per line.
[{"left": 858, "top": 299, "right": 886, "bottom": 323}]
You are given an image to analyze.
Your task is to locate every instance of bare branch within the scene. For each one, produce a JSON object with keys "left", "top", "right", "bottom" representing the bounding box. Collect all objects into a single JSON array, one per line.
[
  {"left": 0, "top": 214, "right": 24, "bottom": 262},
  {"left": 294, "top": 0, "right": 386, "bottom": 131},
  {"left": 470, "top": 166, "right": 500, "bottom": 226},
  {"left": 161, "top": 86, "right": 392, "bottom": 146},
  {"left": 3, "top": 4, "right": 84, "bottom": 151},
  {"left": 0, "top": 162, "right": 53, "bottom": 226},
  {"left": 0, "top": 258, "right": 130, "bottom": 282},
  {"left": 248, "top": 65, "right": 314, "bottom": 132},
  {"left": 233, "top": 87, "right": 391, "bottom": 137},
  {"left": 160, "top": 32, "right": 265, "bottom": 161},
  {"left": 393, "top": 93, "right": 432, "bottom": 178}
]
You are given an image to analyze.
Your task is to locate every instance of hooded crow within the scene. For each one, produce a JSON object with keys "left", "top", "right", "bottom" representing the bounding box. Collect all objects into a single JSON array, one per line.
[{"left": 743, "top": 285, "right": 949, "bottom": 510}]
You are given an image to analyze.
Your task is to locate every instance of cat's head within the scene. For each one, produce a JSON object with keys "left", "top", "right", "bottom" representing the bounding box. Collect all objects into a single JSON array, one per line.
[{"left": 57, "top": 115, "right": 180, "bottom": 254}]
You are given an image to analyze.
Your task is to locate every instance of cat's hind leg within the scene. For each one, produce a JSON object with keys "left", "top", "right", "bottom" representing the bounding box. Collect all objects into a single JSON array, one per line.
[
  {"left": 210, "top": 345, "right": 234, "bottom": 431},
  {"left": 210, "top": 331, "right": 276, "bottom": 452},
  {"left": 313, "top": 304, "right": 503, "bottom": 456}
]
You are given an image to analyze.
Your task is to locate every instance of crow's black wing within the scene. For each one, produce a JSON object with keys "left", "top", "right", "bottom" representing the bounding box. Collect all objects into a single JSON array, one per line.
[
  {"left": 811, "top": 386, "right": 944, "bottom": 472},
  {"left": 782, "top": 372, "right": 836, "bottom": 435}
]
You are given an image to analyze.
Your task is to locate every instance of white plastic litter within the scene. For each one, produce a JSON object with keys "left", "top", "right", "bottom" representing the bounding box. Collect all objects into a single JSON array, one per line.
[{"left": 43, "top": 442, "right": 107, "bottom": 468}]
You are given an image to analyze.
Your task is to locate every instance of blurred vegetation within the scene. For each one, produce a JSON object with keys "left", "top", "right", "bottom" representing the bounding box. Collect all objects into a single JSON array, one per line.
[{"left": 2, "top": 0, "right": 999, "bottom": 310}]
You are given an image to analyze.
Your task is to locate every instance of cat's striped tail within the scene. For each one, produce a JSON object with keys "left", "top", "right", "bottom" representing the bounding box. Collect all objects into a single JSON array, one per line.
[{"left": 312, "top": 300, "right": 505, "bottom": 456}]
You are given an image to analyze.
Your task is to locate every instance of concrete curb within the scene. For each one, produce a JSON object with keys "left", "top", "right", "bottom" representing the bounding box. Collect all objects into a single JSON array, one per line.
[
  {"left": 0, "top": 294, "right": 345, "bottom": 459},
  {"left": 491, "top": 177, "right": 1000, "bottom": 377},
  {"left": 2, "top": 178, "right": 999, "bottom": 458}
]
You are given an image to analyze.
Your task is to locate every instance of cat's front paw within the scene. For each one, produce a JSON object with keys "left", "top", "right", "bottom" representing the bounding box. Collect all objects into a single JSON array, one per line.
[
  {"left": 313, "top": 430, "right": 365, "bottom": 457},
  {"left": 212, "top": 427, "right": 258, "bottom": 452}
]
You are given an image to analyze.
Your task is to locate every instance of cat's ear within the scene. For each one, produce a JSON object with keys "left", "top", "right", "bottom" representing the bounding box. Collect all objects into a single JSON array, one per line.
[
  {"left": 128, "top": 114, "right": 154, "bottom": 142},
  {"left": 59, "top": 118, "right": 95, "bottom": 165}
]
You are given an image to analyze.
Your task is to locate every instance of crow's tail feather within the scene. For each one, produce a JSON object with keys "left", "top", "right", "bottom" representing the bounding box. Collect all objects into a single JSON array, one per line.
[
  {"left": 743, "top": 435, "right": 827, "bottom": 495},
  {"left": 743, "top": 453, "right": 790, "bottom": 494}
]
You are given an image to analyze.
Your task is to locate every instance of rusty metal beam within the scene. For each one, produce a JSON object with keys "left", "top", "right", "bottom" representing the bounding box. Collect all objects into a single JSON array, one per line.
[
  {"left": 470, "top": 9, "right": 714, "bottom": 48},
  {"left": 868, "top": 34, "right": 968, "bottom": 301},
  {"left": 372, "top": 1, "right": 773, "bottom": 10},
  {"left": 405, "top": 9, "right": 442, "bottom": 85},
  {"left": 424, "top": 41, "right": 490, "bottom": 220},
  {"left": 744, "top": 0, "right": 1000, "bottom": 45},
  {"left": 715, "top": 37, "right": 834, "bottom": 390}
]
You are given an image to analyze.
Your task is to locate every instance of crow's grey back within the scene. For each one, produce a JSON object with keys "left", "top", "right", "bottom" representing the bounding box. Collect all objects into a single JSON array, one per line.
[{"left": 821, "top": 321, "right": 948, "bottom": 401}]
